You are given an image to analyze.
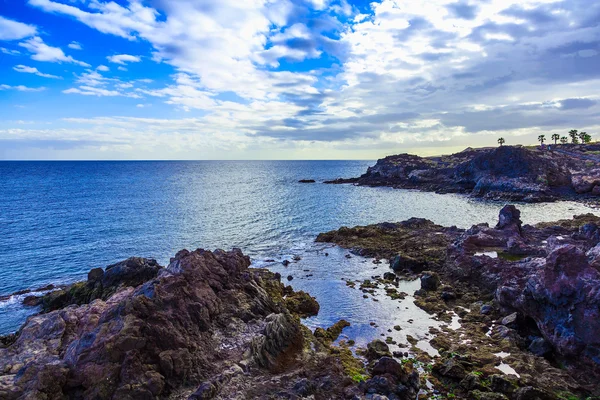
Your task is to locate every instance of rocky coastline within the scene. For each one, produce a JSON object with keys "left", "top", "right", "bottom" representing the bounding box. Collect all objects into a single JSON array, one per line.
[
  {"left": 318, "top": 206, "right": 600, "bottom": 399},
  {"left": 324, "top": 145, "right": 600, "bottom": 203},
  {"left": 2, "top": 207, "right": 600, "bottom": 399}
]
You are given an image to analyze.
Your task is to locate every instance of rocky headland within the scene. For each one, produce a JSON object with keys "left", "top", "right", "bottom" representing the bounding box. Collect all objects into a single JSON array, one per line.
[
  {"left": 318, "top": 206, "right": 600, "bottom": 399},
  {"left": 325, "top": 145, "right": 600, "bottom": 203}
]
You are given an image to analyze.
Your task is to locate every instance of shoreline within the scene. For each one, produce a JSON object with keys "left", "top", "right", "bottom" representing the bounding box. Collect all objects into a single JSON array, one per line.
[{"left": 2, "top": 206, "right": 600, "bottom": 399}]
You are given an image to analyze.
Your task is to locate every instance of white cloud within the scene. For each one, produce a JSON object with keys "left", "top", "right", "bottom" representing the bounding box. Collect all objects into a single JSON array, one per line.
[
  {"left": 0, "top": 84, "right": 46, "bottom": 92},
  {"left": 18, "top": 36, "right": 90, "bottom": 67},
  {"left": 1, "top": 47, "right": 21, "bottom": 55},
  {"left": 63, "top": 85, "right": 141, "bottom": 98},
  {"left": 117, "top": 66, "right": 127, "bottom": 71},
  {"left": 0, "top": 16, "right": 37, "bottom": 41},
  {"left": 15, "top": 0, "right": 600, "bottom": 159},
  {"left": 96, "top": 65, "right": 109, "bottom": 71},
  {"left": 107, "top": 54, "right": 141, "bottom": 65},
  {"left": 68, "top": 41, "right": 82, "bottom": 50},
  {"left": 13, "top": 64, "right": 62, "bottom": 79}
]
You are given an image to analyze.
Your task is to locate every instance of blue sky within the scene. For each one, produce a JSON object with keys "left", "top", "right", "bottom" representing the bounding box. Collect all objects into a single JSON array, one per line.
[{"left": 0, "top": 0, "right": 599, "bottom": 160}]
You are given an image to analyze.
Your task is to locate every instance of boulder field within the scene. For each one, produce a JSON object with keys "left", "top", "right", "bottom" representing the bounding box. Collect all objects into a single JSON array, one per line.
[
  {"left": 325, "top": 145, "right": 600, "bottom": 203},
  {"left": 0, "top": 248, "right": 418, "bottom": 400},
  {"left": 318, "top": 206, "right": 600, "bottom": 399}
]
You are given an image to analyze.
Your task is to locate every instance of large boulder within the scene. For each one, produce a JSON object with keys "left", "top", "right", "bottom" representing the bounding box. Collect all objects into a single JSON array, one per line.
[
  {"left": 0, "top": 249, "right": 308, "bottom": 399},
  {"left": 496, "top": 245, "right": 600, "bottom": 366},
  {"left": 496, "top": 205, "right": 523, "bottom": 236}
]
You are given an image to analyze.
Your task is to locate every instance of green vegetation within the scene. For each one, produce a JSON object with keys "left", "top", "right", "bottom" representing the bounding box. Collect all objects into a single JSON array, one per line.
[
  {"left": 560, "top": 136, "right": 568, "bottom": 144},
  {"left": 552, "top": 133, "right": 560, "bottom": 144},
  {"left": 569, "top": 129, "right": 579, "bottom": 144},
  {"left": 497, "top": 137, "right": 505, "bottom": 146},
  {"left": 538, "top": 134, "right": 546, "bottom": 145}
]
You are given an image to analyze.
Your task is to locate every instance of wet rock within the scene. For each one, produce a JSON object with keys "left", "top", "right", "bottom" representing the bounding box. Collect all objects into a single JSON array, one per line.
[
  {"left": 420, "top": 271, "right": 440, "bottom": 291},
  {"left": 314, "top": 320, "right": 350, "bottom": 343},
  {"left": 284, "top": 290, "right": 319, "bottom": 317},
  {"left": 383, "top": 272, "right": 396, "bottom": 281},
  {"left": 282, "top": 260, "right": 291, "bottom": 266},
  {"left": 391, "top": 254, "right": 426, "bottom": 272},
  {"left": 22, "top": 295, "right": 42, "bottom": 307},
  {"left": 586, "top": 243, "right": 600, "bottom": 270},
  {"left": 372, "top": 357, "right": 404, "bottom": 377},
  {"left": 287, "top": 275, "right": 293, "bottom": 281},
  {"left": 298, "top": 179, "right": 316, "bottom": 183},
  {"left": 366, "top": 340, "right": 392, "bottom": 361}
]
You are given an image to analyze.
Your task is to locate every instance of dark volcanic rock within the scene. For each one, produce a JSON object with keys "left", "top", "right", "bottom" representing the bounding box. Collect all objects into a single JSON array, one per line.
[
  {"left": 336, "top": 145, "right": 600, "bottom": 202},
  {"left": 420, "top": 271, "right": 440, "bottom": 291},
  {"left": 40, "top": 257, "right": 162, "bottom": 312},
  {"left": 0, "top": 248, "right": 354, "bottom": 399},
  {"left": 298, "top": 179, "right": 316, "bottom": 183}
]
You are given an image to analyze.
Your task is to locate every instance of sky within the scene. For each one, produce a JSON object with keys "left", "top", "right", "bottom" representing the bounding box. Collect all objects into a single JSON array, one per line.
[{"left": 0, "top": 0, "right": 599, "bottom": 160}]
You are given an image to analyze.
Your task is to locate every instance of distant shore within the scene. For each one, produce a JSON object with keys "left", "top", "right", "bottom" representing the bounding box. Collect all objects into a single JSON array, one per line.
[{"left": 324, "top": 144, "right": 600, "bottom": 204}]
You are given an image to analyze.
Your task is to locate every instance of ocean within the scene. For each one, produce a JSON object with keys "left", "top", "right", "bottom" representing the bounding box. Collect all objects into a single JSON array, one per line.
[{"left": 1, "top": 160, "right": 597, "bottom": 339}]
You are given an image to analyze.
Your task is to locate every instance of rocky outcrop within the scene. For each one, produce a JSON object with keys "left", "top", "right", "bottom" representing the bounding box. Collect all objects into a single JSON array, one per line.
[
  {"left": 318, "top": 206, "right": 600, "bottom": 398},
  {"left": 0, "top": 248, "right": 365, "bottom": 399},
  {"left": 327, "top": 145, "right": 600, "bottom": 202},
  {"left": 38, "top": 257, "right": 162, "bottom": 311}
]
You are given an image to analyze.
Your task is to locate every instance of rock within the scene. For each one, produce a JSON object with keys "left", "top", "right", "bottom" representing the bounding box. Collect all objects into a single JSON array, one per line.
[
  {"left": 40, "top": 257, "right": 162, "bottom": 312},
  {"left": 87, "top": 267, "right": 104, "bottom": 282},
  {"left": 366, "top": 340, "right": 392, "bottom": 361},
  {"left": 501, "top": 312, "right": 518, "bottom": 328},
  {"left": 528, "top": 337, "right": 553, "bottom": 357},
  {"left": 496, "top": 205, "right": 523, "bottom": 236},
  {"left": 298, "top": 179, "right": 316, "bottom": 183},
  {"left": 571, "top": 170, "right": 600, "bottom": 193},
  {"left": 383, "top": 272, "right": 396, "bottom": 281},
  {"left": 420, "top": 271, "right": 440, "bottom": 291},
  {"left": 0, "top": 248, "right": 339, "bottom": 399},
  {"left": 592, "top": 185, "right": 600, "bottom": 196},
  {"left": 22, "top": 295, "right": 41, "bottom": 307},
  {"left": 480, "top": 305, "right": 493, "bottom": 315},
  {"left": 496, "top": 244, "right": 600, "bottom": 365},
  {"left": 490, "top": 374, "right": 516, "bottom": 394},
  {"left": 287, "top": 275, "right": 293, "bottom": 281},
  {"left": 390, "top": 254, "right": 426, "bottom": 272},
  {"left": 514, "top": 386, "right": 554, "bottom": 400},
  {"left": 441, "top": 290, "right": 456, "bottom": 301},
  {"left": 435, "top": 358, "right": 467, "bottom": 379},
  {"left": 284, "top": 290, "right": 319, "bottom": 318},
  {"left": 314, "top": 320, "right": 350, "bottom": 343},
  {"left": 189, "top": 383, "right": 217, "bottom": 399},
  {"left": 372, "top": 357, "right": 404, "bottom": 377},
  {"left": 587, "top": 243, "right": 600, "bottom": 270},
  {"left": 282, "top": 260, "right": 291, "bottom": 266},
  {"left": 470, "top": 391, "right": 509, "bottom": 400},
  {"left": 292, "top": 378, "right": 315, "bottom": 396}
]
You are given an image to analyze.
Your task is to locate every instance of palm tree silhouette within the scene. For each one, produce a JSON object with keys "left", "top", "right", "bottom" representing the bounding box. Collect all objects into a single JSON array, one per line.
[
  {"left": 551, "top": 133, "right": 560, "bottom": 144},
  {"left": 538, "top": 135, "right": 546, "bottom": 145},
  {"left": 569, "top": 130, "right": 579, "bottom": 144},
  {"left": 498, "top": 137, "right": 505, "bottom": 146}
]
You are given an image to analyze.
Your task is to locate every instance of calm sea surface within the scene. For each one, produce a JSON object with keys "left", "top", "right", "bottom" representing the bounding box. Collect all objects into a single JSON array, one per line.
[{"left": 1, "top": 161, "right": 597, "bottom": 338}]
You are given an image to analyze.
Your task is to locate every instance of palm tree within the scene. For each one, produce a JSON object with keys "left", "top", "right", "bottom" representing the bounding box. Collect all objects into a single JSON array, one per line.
[
  {"left": 579, "top": 131, "right": 588, "bottom": 143},
  {"left": 582, "top": 133, "right": 592, "bottom": 144},
  {"left": 569, "top": 129, "right": 579, "bottom": 144},
  {"left": 560, "top": 136, "right": 568, "bottom": 144},
  {"left": 498, "top": 137, "right": 505, "bottom": 146},
  {"left": 551, "top": 133, "right": 560, "bottom": 144},
  {"left": 538, "top": 134, "right": 546, "bottom": 145}
]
